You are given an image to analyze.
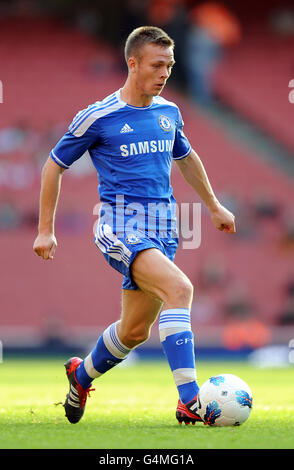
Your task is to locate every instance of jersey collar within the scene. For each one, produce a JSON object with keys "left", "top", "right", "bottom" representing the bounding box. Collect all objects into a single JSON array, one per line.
[{"left": 115, "top": 88, "right": 154, "bottom": 110}]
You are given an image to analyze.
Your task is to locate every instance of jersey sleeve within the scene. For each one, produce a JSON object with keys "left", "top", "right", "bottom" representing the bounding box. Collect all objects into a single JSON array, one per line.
[
  {"left": 172, "top": 108, "right": 192, "bottom": 160},
  {"left": 50, "top": 115, "right": 100, "bottom": 169}
]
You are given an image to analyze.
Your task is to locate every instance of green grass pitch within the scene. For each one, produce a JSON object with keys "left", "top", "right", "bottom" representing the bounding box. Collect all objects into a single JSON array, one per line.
[{"left": 0, "top": 357, "right": 293, "bottom": 449}]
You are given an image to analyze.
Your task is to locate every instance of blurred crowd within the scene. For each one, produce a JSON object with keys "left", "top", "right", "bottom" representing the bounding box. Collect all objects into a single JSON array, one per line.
[
  {"left": 1, "top": 0, "right": 243, "bottom": 105},
  {"left": 0, "top": 0, "right": 244, "bottom": 233},
  {"left": 119, "top": 0, "right": 242, "bottom": 105},
  {"left": 66, "top": 0, "right": 242, "bottom": 106},
  {"left": 1, "top": 0, "right": 294, "bottom": 335},
  {"left": 2, "top": 0, "right": 293, "bottom": 104},
  {"left": 189, "top": 189, "right": 294, "bottom": 337}
]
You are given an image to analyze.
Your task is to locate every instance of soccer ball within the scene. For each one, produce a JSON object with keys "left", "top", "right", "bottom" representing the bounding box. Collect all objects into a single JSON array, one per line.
[{"left": 197, "top": 373, "right": 253, "bottom": 427}]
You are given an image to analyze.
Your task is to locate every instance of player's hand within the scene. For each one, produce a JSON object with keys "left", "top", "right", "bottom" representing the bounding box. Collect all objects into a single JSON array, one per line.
[
  {"left": 33, "top": 233, "right": 57, "bottom": 260},
  {"left": 209, "top": 203, "right": 236, "bottom": 234}
]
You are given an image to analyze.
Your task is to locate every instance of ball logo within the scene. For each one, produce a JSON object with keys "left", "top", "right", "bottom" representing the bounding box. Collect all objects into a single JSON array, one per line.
[
  {"left": 209, "top": 375, "right": 225, "bottom": 386},
  {"left": 204, "top": 400, "right": 222, "bottom": 425},
  {"left": 235, "top": 390, "right": 253, "bottom": 408},
  {"left": 159, "top": 115, "right": 172, "bottom": 131}
]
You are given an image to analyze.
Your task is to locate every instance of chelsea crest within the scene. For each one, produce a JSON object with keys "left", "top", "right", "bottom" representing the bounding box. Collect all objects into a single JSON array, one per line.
[{"left": 159, "top": 115, "right": 172, "bottom": 132}]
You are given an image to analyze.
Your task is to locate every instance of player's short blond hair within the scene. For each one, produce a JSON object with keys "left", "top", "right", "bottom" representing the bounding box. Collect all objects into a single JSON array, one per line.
[{"left": 124, "top": 26, "right": 174, "bottom": 63}]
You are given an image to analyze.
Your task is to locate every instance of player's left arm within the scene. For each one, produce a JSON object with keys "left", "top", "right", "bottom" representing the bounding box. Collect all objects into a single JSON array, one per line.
[{"left": 176, "top": 149, "right": 236, "bottom": 234}]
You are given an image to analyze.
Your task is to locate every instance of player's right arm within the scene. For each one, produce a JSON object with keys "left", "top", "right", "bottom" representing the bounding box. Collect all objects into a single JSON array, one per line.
[
  {"left": 33, "top": 157, "right": 65, "bottom": 260},
  {"left": 33, "top": 102, "right": 103, "bottom": 260}
]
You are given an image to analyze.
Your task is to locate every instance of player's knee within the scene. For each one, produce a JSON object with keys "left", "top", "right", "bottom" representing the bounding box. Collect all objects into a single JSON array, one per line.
[{"left": 168, "top": 276, "right": 194, "bottom": 306}]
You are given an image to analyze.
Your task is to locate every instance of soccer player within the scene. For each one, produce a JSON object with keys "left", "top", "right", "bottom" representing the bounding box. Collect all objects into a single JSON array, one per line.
[{"left": 33, "top": 26, "right": 235, "bottom": 425}]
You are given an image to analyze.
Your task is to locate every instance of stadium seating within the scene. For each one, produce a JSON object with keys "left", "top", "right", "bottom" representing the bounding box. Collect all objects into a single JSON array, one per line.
[
  {"left": 214, "top": 25, "right": 294, "bottom": 154},
  {"left": 1, "top": 17, "right": 294, "bottom": 346}
]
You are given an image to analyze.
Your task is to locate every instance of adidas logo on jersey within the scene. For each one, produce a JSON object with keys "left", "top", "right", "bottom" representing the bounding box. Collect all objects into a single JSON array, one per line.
[{"left": 120, "top": 123, "right": 134, "bottom": 133}]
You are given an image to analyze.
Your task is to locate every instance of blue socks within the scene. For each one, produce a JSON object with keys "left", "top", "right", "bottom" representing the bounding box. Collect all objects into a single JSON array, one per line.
[
  {"left": 159, "top": 308, "right": 199, "bottom": 404},
  {"left": 76, "top": 321, "right": 131, "bottom": 389},
  {"left": 75, "top": 309, "right": 199, "bottom": 407}
]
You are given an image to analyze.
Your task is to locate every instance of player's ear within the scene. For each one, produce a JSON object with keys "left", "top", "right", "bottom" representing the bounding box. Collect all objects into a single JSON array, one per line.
[{"left": 127, "top": 56, "right": 137, "bottom": 73}]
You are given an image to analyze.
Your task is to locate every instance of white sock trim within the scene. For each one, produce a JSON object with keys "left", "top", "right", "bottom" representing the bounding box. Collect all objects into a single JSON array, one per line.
[
  {"left": 172, "top": 368, "right": 197, "bottom": 387},
  {"left": 103, "top": 321, "right": 131, "bottom": 359},
  {"left": 159, "top": 326, "right": 191, "bottom": 342},
  {"left": 83, "top": 353, "right": 103, "bottom": 379},
  {"left": 159, "top": 308, "right": 191, "bottom": 331},
  {"left": 159, "top": 308, "right": 191, "bottom": 342}
]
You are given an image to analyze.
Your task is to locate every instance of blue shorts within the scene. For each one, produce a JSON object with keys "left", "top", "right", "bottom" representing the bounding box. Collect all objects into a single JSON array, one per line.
[{"left": 95, "top": 223, "right": 178, "bottom": 290}]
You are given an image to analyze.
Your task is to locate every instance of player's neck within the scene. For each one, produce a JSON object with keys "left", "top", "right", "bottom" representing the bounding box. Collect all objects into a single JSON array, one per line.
[{"left": 120, "top": 80, "right": 153, "bottom": 108}]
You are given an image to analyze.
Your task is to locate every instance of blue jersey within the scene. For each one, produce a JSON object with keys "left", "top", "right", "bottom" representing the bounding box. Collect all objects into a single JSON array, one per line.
[{"left": 50, "top": 89, "right": 192, "bottom": 236}]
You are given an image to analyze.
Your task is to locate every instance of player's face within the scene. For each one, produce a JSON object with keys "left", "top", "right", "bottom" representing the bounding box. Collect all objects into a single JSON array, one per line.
[{"left": 132, "top": 44, "right": 175, "bottom": 97}]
